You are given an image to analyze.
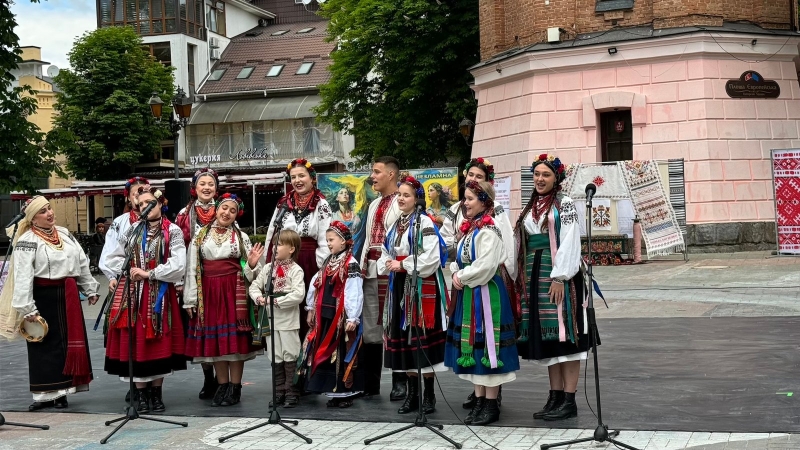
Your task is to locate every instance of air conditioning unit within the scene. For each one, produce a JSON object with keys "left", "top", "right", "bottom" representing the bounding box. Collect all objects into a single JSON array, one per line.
[
  {"left": 209, "top": 37, "right": 219, "bottom": 48},
  {"left": 547, "top": 27, "right": 561, "bottom": 43},
  {"left": 210, "top": 49, "right": 221, "bottom": 60}
]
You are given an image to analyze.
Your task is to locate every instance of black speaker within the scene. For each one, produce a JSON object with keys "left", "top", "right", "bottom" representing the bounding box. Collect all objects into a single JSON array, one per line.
[{"left": 164, "top": 179, "right": 191, "bottom": 222}]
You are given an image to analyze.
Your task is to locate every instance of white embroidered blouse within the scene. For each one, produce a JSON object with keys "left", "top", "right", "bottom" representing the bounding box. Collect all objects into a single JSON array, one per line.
[
  {"left": 449, "top": 224, "right": 506, "bottom": 288},
  {"left": 99, "top": 212, "right": 137, "bottom": 281},
  {"left": 12, "top": 227, "right": 99, "bottom": 317},
  {"left": 248, "top": 261, "right": 305, "bottom": 331},
  {"left": 305, "top": 254, "right": 363, "bottom": 324},
  {"left": 377, "top": 213, "right": 442, "bottom": 279},
  {"left": 522, "top": 195, "right": 581, "bottom": 281},
  {"left": 265, "top": 197, "right": 332, "bottom": 270}
]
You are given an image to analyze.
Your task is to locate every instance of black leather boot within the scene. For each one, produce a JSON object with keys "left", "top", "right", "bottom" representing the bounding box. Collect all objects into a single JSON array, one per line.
[
  {"left": 211, "top": 383, "right": 230, "bottom": 407},
  {"left": 54, "top": 396, "right": 68, "bottom": 409},
  {"left": 497, "top": 384, "right": 503, "bottom": 407},
  {"left": 472, "top": 398, "right": 500, "bottom": 425},
  {"left": 222, "top": 383, "right": 242, "bottom": 406},
  {"left": 150, "top": 386, "right": 166, "bottom": 413},
  {"left": 271, "top": 362, "right": 286, "bottom": 407},
  {"left": 28, "top": 400, "right": 55, "bottom": 411},
  {"left": 390, "top": 372, "right": 408, "bottom": 401},
  {"left": 533, "top": 390, "right": 564, "bottom": 419},
  {"left": 464, "top": 396, "right": 485, "bottom": 425},
  {"left": 199, "top": 365, "right": 218, "bottom": 400},
  {"left": 136, "top": 388, "right": 151, "bottom": 414},
  {"left": 397, "top": 377, "right": 419, "bottom": 414},
  {"left": 462, "top": 391, "right": 476, "bottom": 409},
  {"left": 542, "top": 391, "right": 577, "bottom": 421},
  {"left": 284, "top": 361, "right": 300, "bottom": 408},
  {"left": 421, "top": 377, "right": 436, "bottom": 415}
]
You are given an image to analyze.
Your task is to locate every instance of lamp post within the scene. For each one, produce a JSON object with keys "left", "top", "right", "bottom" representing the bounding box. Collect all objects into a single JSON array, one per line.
[
  {"left": 459, "top": 118, "right": 474, "bottom": 146},
  {"left": 149, "top": 87, "right": 192, "bottom": 179}
]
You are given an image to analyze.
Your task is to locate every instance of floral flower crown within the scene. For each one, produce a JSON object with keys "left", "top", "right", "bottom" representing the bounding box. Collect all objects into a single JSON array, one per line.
[
  {"left": 397, "top": 175, "right": 425, "bottom": 199},
  {"left": 465, "top": 180, "right": 493, "bottom": 206},
  {"left": 531, "top": 153, "right": 566, "bottom": 183},
  {"left": 216, "top": 192, "right": 245, "bottom": 217},
  {"left": 191, "top": 168, "right": 219, "bottom": 198},
  {"left": 328, "top": 220, "right": 353, "bottom": 246},
  {"left": 287, "top": 158, "right": 317, "bottom": 180},
  {"left": 124, "top": 176, "right": 151, "bottom": 198},
  {"left": 142, "top": 187, "right": 169, "bottom": 213},
  {"left": 463, "top": 157, "right": 495, "bottom": 183}
]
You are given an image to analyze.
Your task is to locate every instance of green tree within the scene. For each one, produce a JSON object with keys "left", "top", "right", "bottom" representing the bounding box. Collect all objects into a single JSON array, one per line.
[
  {"left": 316, "top": 0, "right": 479, "bottom": 168},
  {"left": 47, "top": 26, "right": 175, "bottom": 181},
  {"left": 0, "top": 0, "right": 63, "bottom": 194}
]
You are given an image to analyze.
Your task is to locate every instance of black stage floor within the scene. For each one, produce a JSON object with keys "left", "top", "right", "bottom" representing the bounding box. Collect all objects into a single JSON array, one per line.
[{"left": 2, "top": 317, "right": 799, "bottom": 433}]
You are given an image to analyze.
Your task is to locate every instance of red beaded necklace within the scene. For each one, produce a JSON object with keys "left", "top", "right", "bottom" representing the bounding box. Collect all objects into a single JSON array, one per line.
[
  {"left": 195, "top": 204, "right": 216, "bottom": 225},
  {"left": 32, "top": 225, "right": 62, "bottom": 249},
  {"left": 293, "top": 191, "right": 313, "bottom": 212}
]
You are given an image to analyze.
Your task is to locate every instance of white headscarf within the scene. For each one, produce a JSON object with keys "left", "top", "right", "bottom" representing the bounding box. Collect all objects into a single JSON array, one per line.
[{"left": 0, "top": 195, "right": 50, "bottom": 339}]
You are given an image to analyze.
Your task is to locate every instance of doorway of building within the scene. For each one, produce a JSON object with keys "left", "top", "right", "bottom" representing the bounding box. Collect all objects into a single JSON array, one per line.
[{"left": 600, "top": 110, "right": 632, "bottom": 162}]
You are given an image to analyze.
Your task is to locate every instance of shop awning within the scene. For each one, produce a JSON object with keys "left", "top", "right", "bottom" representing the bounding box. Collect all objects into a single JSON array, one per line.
[{"left": 187, "top": 95, "right": 321, "bottom": 126}]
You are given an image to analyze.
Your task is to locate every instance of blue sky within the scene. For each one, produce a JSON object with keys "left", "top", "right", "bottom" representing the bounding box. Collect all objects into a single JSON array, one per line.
[{"left": 12, "top": 0, "right": 97, "bottom": 70}]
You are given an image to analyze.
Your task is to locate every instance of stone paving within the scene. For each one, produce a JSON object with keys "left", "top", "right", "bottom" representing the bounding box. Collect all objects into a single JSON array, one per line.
[{"left": 1, "top": 412, "right": 798, "bottom": 450}]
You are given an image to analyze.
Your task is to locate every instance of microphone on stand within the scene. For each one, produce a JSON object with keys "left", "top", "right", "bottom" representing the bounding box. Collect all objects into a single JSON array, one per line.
[
  {"left": 273, "top": 202, "right": 290, "bottom": 225},
  {"left": 138, "top": 200, "right": 159, "bottom": 220},
  {"left": 585, "top": 183, "right": 597, "bottom": 204},
  {"left": 365, "top": 178, "right": 375, "bottom": 186},
  {"left": 4, "top": 212, "right": 26, "bottom": 228},
  {"left": 414, "top": 198, "right": 426, "bottom": 213}
]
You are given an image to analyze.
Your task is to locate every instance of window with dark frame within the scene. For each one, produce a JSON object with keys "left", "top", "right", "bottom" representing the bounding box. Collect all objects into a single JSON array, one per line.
[
  {"left": 98, "top": 0, "right": 204, "bottom": 39},
  {"left": 208, "top": 68, "right": 226, "bottom": 81},
  {"left": 207, "top": 1, "right": 226, "bottom": 36},
  {"left": 187, "top": 44, "right": 195, "bottom": 97},
  {"left": 237, "top": 67, "right": 254, "bottom": 79},
  {"left": 296, "top": 62, "right": 314, "bottom": 75},
  {"left": 266, "top": 65, "right": 284, "bottom": 77},
  {"left": 143, "top": 42, "right": 172, "bottom": 66},
  {"left": 600, "top": 110, "right": 633, "bottom": 162}
]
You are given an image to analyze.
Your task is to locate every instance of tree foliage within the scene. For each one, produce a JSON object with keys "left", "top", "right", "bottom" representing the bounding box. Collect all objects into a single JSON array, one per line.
[
  {"left": 0, "top": 0, "right": 64, "bottom": 194},
  {"left": 47, "top": 26, "right": 175, "bottom": 181},
  {"left": 316, "top": 0, "right": 479, "bottom": 168}
]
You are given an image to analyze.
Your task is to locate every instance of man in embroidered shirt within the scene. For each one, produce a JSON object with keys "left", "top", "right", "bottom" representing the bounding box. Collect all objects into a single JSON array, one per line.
[{"left": 359, "top": 156, "right": 405, "bottom": 400}]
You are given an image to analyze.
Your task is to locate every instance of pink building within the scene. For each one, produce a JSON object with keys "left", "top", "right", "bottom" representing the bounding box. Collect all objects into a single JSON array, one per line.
[{"left": 471, "top": 1, "right": 800, "bottom": 250}]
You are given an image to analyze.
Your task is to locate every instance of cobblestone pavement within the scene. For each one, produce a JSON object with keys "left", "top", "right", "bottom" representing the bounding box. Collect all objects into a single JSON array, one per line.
[{"left": 1, "top": 412, "right": 798, "bottom": 450}]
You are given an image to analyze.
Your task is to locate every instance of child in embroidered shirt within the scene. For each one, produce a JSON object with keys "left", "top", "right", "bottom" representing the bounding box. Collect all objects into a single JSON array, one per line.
[{"left": 249, "top": 229, "right": 306, "bottom": 408}]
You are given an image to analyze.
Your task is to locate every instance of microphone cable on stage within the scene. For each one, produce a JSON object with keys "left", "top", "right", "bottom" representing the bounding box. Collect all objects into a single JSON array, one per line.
[{"left": 419, "top": 343, "right": 500, "bottom": 450}]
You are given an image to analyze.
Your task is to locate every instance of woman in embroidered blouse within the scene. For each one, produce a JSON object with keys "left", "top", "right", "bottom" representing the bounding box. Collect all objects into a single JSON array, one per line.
[
  {"left": 445, "top": 181, "right": 519, "bottom": 426},
  {"left": 265, "top": 158, "right": 332, "bottom": 338},
  {"left": 302, "top": 221, "right": 364, "bottom": 408},
  {"left": 514, "top": 153, "right": 589, "bottom": 422},
  {"left": 0, "top": 196, "right": 99, "bottom": 411},
  {"left": 103, "top": 189, "right": 187, "bottom": 413},
  {"left": 378, "top": 175, "right": 448, "bottom": 416},
  {"left": 425, "top": 182, "right": 452, "bottom": 228},
  {"left": 183, "top": 193, "right": 264, "bottom": 407},
  {"left": 100, "top": 176, "right": 151, "bottom": 285},
  {"left": 175, "top": 167, "right": 220, "bottom": 400}
]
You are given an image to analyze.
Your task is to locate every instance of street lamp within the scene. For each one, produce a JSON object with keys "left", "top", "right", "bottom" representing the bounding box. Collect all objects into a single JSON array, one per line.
[
  {"left": 459, "top": 118, "right": 474, "bottom": 145},
  {"left": 149, "top": 86, "right": 192, "bottom": 179}
]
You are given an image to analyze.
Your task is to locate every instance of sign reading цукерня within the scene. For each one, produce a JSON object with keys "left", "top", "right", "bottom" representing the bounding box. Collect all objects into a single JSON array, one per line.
[{"left": 725, "top": 71, "right": 780, "bottom": 99}]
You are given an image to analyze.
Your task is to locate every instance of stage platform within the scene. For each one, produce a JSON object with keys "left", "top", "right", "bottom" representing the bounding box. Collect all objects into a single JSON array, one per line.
[{"left": 1, "top": 317, "right": 798, "bottom": 433}]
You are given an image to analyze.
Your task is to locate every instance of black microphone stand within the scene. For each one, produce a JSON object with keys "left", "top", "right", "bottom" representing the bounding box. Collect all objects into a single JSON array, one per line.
[
  {"left": 541, "top": 192, "right": 639, "bottom": 450},
  {"left": 218, "top": 215, "right": 311, "bottom": 444},
  {"left": 100, "top": 217, "right": 188, "bottom": 444},
  {"left": 0, "top": 221, "right": 49, "bottom": 431},
  {"left": 365, "top": 206, "right": 462, "bottom": 449}
]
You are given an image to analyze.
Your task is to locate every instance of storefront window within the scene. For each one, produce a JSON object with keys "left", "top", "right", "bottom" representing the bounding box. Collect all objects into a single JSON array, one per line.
[{"left": 185, "top": 118, "right": 343, "bottom": 169}]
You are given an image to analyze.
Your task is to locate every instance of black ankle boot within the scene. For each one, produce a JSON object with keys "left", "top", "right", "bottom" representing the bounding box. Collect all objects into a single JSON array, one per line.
[
  {"left": 150, "top": 386, "right": 165, "bottom": 412},
  {"left": 199, "top": 366, "right": 218, "bottom": 400},
  {"left": 533, "top": 390, "right": 564, "bottom": 419},
  {"left": 462, "top": 391, "right": 476, "bottom": 410},
  {"left": 54, "top": 396, "right": 68, "bottom": 409},
  {"left": 390, "top": 372, "right": 408, "bottom": 401},
  {"left": 542, "top": 391, "right": 577, "bottom": 421},
  {"left": 421, "top": 377, "right": 436, "bottom": 415},
  {"left": 222, "top": 383, "right": 242, "bottom": 406},
  {"left": 397, "top": 378, "right": 418, "bottom": 414},
  {"left": 464, "top": 397, "right": 485, "bottom": 424},
  {"left": 136, "top": 388, "right": 151, "bottom": 414},
  {"left": 211, "top": 383, "right": 230, "bottom": 407},
  {"left": 472, "top": 398, "right": 500, "bottom": 425}
]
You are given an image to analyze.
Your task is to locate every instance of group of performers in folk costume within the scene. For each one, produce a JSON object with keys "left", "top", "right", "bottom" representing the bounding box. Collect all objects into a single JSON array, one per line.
[{"left": 0, "top": 152, "right": 595, "bottom": 426}]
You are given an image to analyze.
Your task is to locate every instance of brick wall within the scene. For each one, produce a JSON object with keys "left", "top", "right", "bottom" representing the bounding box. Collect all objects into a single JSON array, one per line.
[{"left": 479, "top": 0, "right": 792, "bottom": 60}]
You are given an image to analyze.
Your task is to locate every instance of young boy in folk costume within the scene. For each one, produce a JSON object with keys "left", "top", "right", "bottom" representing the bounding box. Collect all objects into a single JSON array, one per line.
[
  {"left": 104, "top": 188, "right": 187, "bottom": 413},
  {"left": 248, "top": 229, "right": 305, "bottom": 408},
  {"left": 301, "top": 221, "right": 364, "bottom": 408},
  {"left": 378, "top": 175, "right": 449, "bottom": 416}
]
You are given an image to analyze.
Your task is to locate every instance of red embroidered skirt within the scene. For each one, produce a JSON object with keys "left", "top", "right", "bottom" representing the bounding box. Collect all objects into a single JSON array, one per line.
[
  {"left": 104, "top": 282, "right": 187, "bottom": 378},
  {"left": 185, "top": 259, "right": 260, "bottom": 359}
]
